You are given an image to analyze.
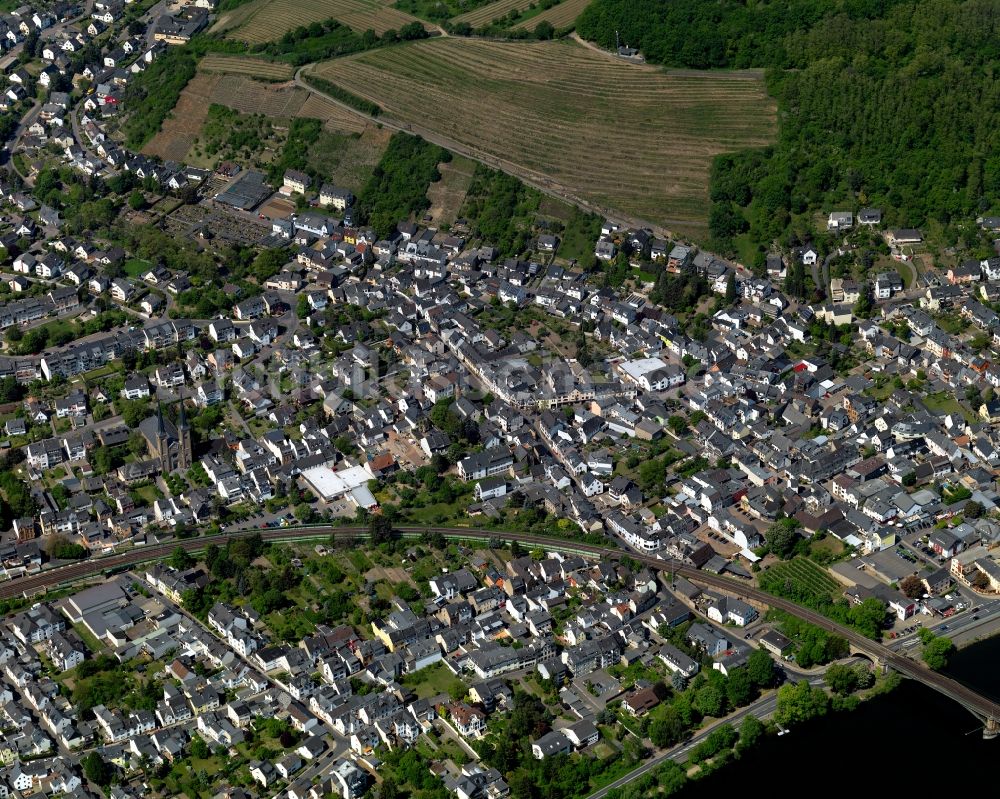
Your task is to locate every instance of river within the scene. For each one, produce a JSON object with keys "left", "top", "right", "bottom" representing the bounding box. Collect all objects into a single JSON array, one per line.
[{"left": 676, "top": 638, "right": 1000, "bottom": 792}]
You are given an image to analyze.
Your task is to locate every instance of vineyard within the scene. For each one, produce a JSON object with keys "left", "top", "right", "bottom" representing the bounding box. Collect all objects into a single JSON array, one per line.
[
  {"left": 512, "top": 0, "right": 592, "bottom": 29},
  {"left": 451, "top": 0, "right": 535, "bottom": 26},
  {"left": 199, "top": 54, "right": 295, "bottom": 81},
  {"left": 311, "top": 38, "right": 776, "bottom": 233},
  {"left": 216, "top": 0, "right": 428, "bottom": 42},
  {"left": 760, "top": 557, "right": 840, "bottom": 604}
]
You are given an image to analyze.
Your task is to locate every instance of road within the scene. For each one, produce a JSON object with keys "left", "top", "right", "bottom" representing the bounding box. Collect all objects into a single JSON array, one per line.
[
  {"left": 292, "top": 67, "right": 680, "bottom": 239},
  {"left": 586, "top": 689, "right": 784, "bottom": 799},
  {"left": 7, "top": 525, "right": 1000, "bottom": 727}
]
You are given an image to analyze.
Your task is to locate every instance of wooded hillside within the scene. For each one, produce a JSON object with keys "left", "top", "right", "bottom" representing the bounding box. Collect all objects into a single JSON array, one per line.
[{"left": 578, "top": 0, "right": 1000, "bottom": 253}]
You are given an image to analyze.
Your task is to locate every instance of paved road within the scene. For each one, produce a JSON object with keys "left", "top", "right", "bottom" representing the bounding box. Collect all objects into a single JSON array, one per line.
[{"left": 586, "top": 686, "right": 789, "bottom": 799}]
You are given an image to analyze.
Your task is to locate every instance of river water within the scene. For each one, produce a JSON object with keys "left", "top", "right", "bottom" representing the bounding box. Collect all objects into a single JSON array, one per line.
[{"left": 676, "top": 638, "right": 1000, "bottom": 792}]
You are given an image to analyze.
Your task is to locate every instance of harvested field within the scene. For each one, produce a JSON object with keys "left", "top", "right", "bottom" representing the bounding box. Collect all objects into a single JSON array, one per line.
[
  {"left": 425, "top": 154, "right": 475, "bottom": 225},
  {"left": 143, "top": 72, "right": 221, "bottom": 162},
  {"left": 312, "top": 38, "right": 776, "bottom": 233},
  {"left": 216, "top": 0, "right": 427, "bottom": 42},
  {"left": 199, "top": 54, "right": 295, "bottom": 81},
  {"left": 452, "top": 0, "right": 533, "bottom": 26},
  {"left": 513, "top": 0, "right": 591, "bottom": 29}
]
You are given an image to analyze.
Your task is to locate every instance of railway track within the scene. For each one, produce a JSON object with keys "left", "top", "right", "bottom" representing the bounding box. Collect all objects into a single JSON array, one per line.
[{"left": 6, "top": 523, "right": 999, "bottom": 724}]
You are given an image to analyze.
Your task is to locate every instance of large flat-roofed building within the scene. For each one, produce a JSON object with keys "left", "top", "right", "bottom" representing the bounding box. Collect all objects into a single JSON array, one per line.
[
  {"left": 213, "top": 170, "right": 272, "bottom": 211},
  {"left": 301, "top": 463, "right": 378, "bottom": 509},
  {"left": 61, "top": 577, "right": 130, "bottom": 623}
]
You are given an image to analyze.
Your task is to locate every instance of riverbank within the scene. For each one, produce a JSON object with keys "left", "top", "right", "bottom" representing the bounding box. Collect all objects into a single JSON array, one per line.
[
  {"left": 601, "top": 667, "right": 900, "bottom": 799},
  {"left": 667, "top": 634, "right": 1000, "bottom": 794}
]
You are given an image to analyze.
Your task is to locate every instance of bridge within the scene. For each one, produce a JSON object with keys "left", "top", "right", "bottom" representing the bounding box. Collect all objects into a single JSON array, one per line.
[{"left": 6, "top": 524, "right": 1000, "bottom": 738}]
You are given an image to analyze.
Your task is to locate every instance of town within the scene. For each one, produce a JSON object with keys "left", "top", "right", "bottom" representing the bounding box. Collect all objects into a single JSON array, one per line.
[{"left": 0, "top": 0, "right": 996, "bottom": 797}]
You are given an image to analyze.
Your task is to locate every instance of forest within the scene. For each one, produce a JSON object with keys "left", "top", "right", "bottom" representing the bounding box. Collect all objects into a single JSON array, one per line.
[
  {"left": 358, "top": 134, "right": 451, "bottom": 237},
  {"left": 460, "top": 165, "right": 540, "bottom": 257},
  {"left": 577, "top": 0, "right": 1000, "bottom": 253}
]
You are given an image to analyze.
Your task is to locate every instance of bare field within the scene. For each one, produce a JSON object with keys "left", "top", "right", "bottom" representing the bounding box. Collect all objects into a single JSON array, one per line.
[
  {"left": 215, "top": 0, "right": 428, "bottom": 42},
  {"left": 199, "top": 54, "right": 295, "bottom": 81},
  {"left": 143, "top": 72, "right": 222, "bottom": 162},
  {"left": 513, "top": 0, "right": 591, "bottom": 29},
  {"left": 452, "top": 0, "right": 534, "bottom": 26},
  {"left": 312, "top": 38, "right": 777, "bottom": 233},
  {"left": 425, "top": 154, "right": 476, "bottom": 225}
]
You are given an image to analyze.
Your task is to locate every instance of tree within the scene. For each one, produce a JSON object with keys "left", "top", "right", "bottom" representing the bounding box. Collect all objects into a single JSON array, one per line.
[
  {"left": 666, "top": 415, "right": 688, "bottom": 435},
  {"left": 189, "top": 735, "right": 210, "bottom": 759},
  {"left": 296, "top": 294, "right": 310, "bottom": 319},
  {"left": 693, "top": 682, "right": 725, "bottom": 718},
  {"left": 649, "top": 707, "right": 688, "bottom": 748},
  {"left": 900, "top": 575, "right": 924, "bottom": 599},
  {"left": 725, "top": 270, "right": 737, "bottom": 303},
  {"left": 745, "top": 649, "right": 777, "bottom": 688},
  {"left": 736, "top": 714, "right": 765, "bottom": 754},
  {"left": 774, "top": 680, "right": 829, "bottom": 726},
  {"left": 169, "top": 546, "right": 194, "bottom": 571},
  {"left": 534, "top": 20, "right": 555, "bottom": 39},
  {"left": 824, "top": 663, "right": 859, "bottom": 695},
  {"left": 853, "top": 284, "right": 874, "bottom": 318},
  {"left": 128, "top": 190, "right": 147, "bottom": 211},
  {"left": 964, "top": 500, "right": 985, "bottom": 519},
  {"left": 847, "top": 597, "right": 888, "bottom": 639},
  {"left": 637, "top": 457, "right": 666, "bottom": 492},
  {"left": 370, "top": 514, "right": 397, "bottom": 544},
  {"left": 82, "top": 752, "right": 113, "bottom": 786},
  {"left": 765, "top": 519, "right": 800, "bottom": 559},
  {"left": 902, "top": 471, "right": 917, "bottom": 487},
  {"left": 48, "top": 536, "right": 88, "bottom": 560},
  {"left": 725, "top": 668, "right": 756, "bottom": 707},
  {"left": 919, "top": 630, "right": 955, "bottom": 670},
  {"left": 378, "top": 777, "right": 403, "bottom": 799}
]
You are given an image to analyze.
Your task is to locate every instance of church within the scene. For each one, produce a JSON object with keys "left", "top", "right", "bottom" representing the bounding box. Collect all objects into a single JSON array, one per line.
[{"left": 138, "top": 401, "right": 193, "bottom": 474}]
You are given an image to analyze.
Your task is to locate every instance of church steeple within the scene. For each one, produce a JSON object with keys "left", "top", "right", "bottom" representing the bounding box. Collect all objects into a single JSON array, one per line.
[
  {"left": 155, "top": 401, "right": 170, "bottom": 474},
  {"left": 176, "top": 393, "right": 192, "bottom": 471}
]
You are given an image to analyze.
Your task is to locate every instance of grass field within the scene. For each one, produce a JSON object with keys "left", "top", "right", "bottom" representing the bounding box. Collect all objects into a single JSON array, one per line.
[
  {"left": 307, "top": 126, "right": 392, "bottom": 193},
  {"left": 124, "top": 258, "right": 151, "bottom": 277},
  {"left": 452, "top": 0, "right": 533, "bottom": 26},
  {"left": 311, "top": 38, "right": 776, "bottom": 233},
  {"left": 400, "top": 661, "right": 466, "bottom": 700},
  {"left": 513, "top": 0, "right": 591, "bottom": 29},
  {"left": 764, "top": 557, "right": 839, "bottom": 600},
  {"left": 199, "top": 54, "right": 295, "bottom": 81},
  {"left": 214, "top": 0, "right": 428, "bottom": 41}
]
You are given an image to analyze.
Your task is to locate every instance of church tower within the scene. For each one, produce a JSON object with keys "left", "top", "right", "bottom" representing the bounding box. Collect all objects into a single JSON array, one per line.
[
  {"left": 177, "top": 396, "right": 193, "bottom": 471},
  {"left": 156, "top": 402, "right": 171, "bottom": 474}
]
